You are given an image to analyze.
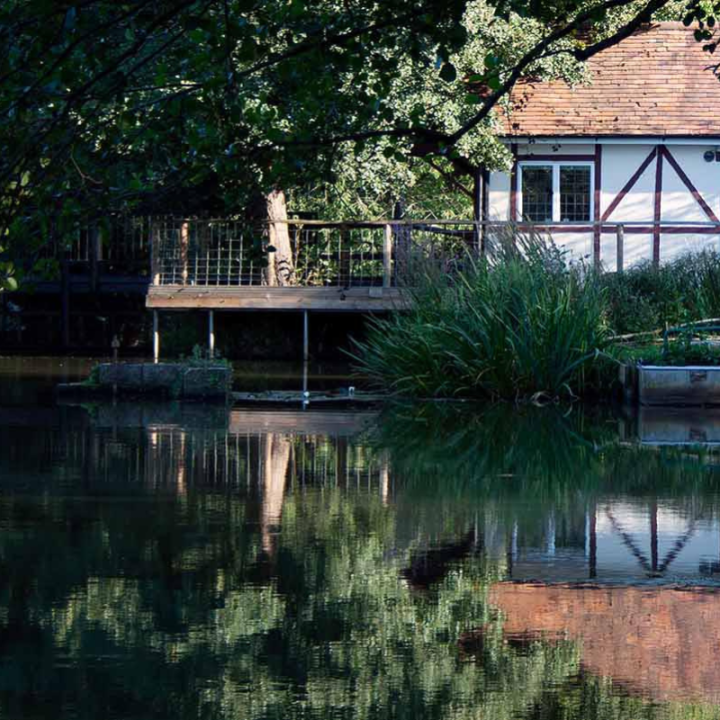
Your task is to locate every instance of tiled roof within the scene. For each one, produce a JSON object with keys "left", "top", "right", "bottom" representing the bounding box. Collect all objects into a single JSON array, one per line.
[{"left": 501, "top": 22, "right": 720, "bottom": 137}]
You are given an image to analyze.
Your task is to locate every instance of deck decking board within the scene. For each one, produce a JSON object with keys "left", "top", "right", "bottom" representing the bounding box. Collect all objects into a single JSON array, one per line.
[{"left": 147, "top": 285, "right": 408, "bottom": 311}]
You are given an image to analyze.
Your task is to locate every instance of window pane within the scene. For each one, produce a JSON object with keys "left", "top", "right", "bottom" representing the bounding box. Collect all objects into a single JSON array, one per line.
[
  {"left": 521, "top": 167, "right": 553, "bottom": 222},
  {"left": 560, "top": 166, "right": 591, "bottom": 222}
]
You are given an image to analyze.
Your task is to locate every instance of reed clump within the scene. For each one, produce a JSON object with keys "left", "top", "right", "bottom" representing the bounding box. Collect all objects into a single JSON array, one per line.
[{"left": 352, "top": 234, "right": 610, "bottom": 401}]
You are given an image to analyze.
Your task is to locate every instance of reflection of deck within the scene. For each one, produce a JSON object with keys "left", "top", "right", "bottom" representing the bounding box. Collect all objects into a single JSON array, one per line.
[
  {"left": 229, "top": 408, "right": 378, "bottom": 436},
  {"left": 53, "top": 402, "right": 379, "bottom": 437},
  {"left": 147, "top": 285, "right": 406, "bottom": 312}
]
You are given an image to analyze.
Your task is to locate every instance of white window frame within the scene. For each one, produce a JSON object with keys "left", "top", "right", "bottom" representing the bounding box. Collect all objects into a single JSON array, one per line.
[{"left": 517, "top": 161, "right": 595, "bottom": 223}]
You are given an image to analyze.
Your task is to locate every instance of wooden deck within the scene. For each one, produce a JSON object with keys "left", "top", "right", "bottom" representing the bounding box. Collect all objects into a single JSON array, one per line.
[{"left": 146, "top": 285, "right": 407, "bottom": 312}]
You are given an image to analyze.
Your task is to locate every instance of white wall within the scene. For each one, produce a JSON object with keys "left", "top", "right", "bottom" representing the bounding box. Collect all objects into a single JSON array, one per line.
[
  {"left": 488, "top": 141, "right": 720, "bottom": 270},
  {"left": 518, "top": 144, "right": 596, "bottom": 158}
]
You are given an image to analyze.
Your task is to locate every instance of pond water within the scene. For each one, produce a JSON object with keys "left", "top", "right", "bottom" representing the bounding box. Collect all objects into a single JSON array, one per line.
[{"left": 3, "top": 358, "right": 720, "bottom": 719}]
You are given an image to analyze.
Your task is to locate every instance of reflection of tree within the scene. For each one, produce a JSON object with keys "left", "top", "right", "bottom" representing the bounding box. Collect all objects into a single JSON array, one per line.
[
  {"left": 6, "top": 408, "right": 720, "bottom": 718},
  {"left": 261, "top": 433, "right": 291, "bottom": 555},
  {"left": 0, "top": 487, "right": 590, "bottom": 720}
]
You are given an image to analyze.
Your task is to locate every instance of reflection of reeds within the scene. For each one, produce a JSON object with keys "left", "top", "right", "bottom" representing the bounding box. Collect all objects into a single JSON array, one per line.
[
  {"left": 369, "top": 402, "right": 720, "bottom": 512},
  {"left": 352, "top": 230, "right": 610, "bottom": 400}
]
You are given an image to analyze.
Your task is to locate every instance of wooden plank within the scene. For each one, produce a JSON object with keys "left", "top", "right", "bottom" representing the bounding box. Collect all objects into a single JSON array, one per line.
[
  {"left": 593, "top": 144, "right": 602, "bottom": 267},
  {"left": 510, "top": 143, "right": 518, "bottom": 220},
  {"left": 146, "top": 286, "right": 409, "bottom": 311},
  {"left": 653, "top": 145, "right": 663, "bottom": 266}
]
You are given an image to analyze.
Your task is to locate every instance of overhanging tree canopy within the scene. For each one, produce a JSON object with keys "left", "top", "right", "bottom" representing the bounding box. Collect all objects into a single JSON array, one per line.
[{"left": 0, "top": 0, "right": 713, "bottom": 286}]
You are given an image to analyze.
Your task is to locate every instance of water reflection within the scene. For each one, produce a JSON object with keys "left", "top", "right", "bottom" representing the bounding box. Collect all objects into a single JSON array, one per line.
[{"left": 4, "top": 391, "right": 720, "bottom": 717}]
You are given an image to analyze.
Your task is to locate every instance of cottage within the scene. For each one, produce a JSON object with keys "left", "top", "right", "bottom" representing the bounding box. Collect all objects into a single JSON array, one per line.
[{"left": 488, "top": 22, "right": 720, "bottom": 270}]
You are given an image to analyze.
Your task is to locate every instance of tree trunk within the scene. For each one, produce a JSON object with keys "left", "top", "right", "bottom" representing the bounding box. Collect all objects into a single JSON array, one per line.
[{"left": 266, "top": 189, "right": 294, "bottom": 286}]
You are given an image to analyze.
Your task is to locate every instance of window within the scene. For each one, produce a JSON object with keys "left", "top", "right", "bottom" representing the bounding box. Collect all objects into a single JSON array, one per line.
[
  {"left": 521, "top": 166, "right": 553, "bottom": 222},
  {"left": 560, "top": 167, "right": 591, "bottom": 222},
  {"left": 519, "top": 163, "right": 593, "bottom": 223}
]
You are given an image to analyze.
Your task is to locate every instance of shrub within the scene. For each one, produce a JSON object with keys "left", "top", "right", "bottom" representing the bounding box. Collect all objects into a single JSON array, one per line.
[
  {"left": 602, "top": 251, "right": 720, "bottom": 335},
  {"left": 351, "top": 235, "right": 610, "bottom": 400},
  {"left": 614, "top": 329, "right": 720, "bottom": 367}
]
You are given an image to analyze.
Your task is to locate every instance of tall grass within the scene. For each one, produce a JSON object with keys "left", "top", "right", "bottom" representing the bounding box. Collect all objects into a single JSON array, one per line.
[{"left": 352, "top": 235, "right": 610, "bottom": 400}]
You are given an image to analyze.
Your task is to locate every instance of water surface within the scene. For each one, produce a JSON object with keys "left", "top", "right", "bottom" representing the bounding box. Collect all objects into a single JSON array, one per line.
[{"left": 2, "top": 358, "right": 720, "bottom": 719}]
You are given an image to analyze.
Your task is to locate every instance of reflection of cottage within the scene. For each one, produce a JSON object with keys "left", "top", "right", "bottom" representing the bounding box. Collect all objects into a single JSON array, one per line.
[
  {"left": 489, "top": 23, "right": 720, "bottom": 269},
  {"left": 489, "top": 499, "right": 720, "bottom": 583},
  {"left": 488, "top": 583, "right": 720, "bottom": 705}
]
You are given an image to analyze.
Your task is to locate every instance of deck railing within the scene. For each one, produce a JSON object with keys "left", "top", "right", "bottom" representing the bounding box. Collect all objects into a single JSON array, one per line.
[
  {"left": 145, "top": 218, "right": 720, "bottom": 288},
  {"left": 150, "top": 218, "right": 487, "bottom": 289},
  {"left": 44, "top": 216, "right": 152, "bottom": 273}
]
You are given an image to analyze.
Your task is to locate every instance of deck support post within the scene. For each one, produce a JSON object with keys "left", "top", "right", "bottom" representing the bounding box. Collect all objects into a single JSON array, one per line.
[
  {"left": 383, "top": 224, "right": 393, "bottom": 288},
  {"left": 153, "top": 310, "right": 160, "bottom": 364},
  {"left": 150, "top": 218, "right": 160, "bottom": 287},
  {"left": 616, "top": 224, "right": 624, "bottom": 273},
  {"left": 302, "top": 310, "right": 309, "bottom": 362},
  {"left": 208, "top": 310, "right": 215, "bottom": 359},
  {"left": 89, "top": 224, "right": 100, "bottom": 293}
]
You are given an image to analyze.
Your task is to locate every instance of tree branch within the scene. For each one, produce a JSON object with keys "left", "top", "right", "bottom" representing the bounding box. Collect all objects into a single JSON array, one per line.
[
  {"left": 447, "top": 0, "right": 673, "bottom": 144},
  {"left": 424, "top": 158, "right": 474, "bottom": 198}
]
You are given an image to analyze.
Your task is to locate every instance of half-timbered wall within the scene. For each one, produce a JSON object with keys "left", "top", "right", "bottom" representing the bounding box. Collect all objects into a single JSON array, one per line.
[{"left": 489, "top": 141, "right": 720, "bottom": 271}]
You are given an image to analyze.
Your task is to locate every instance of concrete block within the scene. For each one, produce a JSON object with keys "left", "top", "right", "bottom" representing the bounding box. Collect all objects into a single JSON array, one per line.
[
  {"left": 639, "top": 366, "right": 720, "bottom": 407},
  {"left": 142, "top": 363, "right": 183, "bottom": 395},
  {"left": 97, "top": 363, "right": 144, "bottom": 390},
  {"left": 638, "top": 407, "right": 720, "bottom": 445},
  {"left": 182, "top": 366, "right": 231, "bottom": 399}
]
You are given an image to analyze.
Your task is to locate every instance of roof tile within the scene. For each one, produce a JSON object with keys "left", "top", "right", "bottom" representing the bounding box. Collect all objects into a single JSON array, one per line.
[{"left": 501, "top": 23, "right": 720, "bottom": 137}]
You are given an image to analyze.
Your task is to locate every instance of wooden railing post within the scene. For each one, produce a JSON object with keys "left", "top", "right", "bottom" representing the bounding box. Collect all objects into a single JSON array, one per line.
[
  {"left": 383, "top": 223, "right": 393, "bottom": 287},
  {"left": 151, "top": 218, "right": 161, "bottom": 286},
  {"left": 338, "top": 225, "right": 351, "bottom": 287},
  {"left": 616, "top": 224, "right": 624, "bottom": 274},
  {"left": 180, "top": 221, "right": 189, "bottom": 285}
]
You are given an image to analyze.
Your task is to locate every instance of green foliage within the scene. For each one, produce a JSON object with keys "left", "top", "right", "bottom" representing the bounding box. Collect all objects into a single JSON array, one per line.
[
  {"left": 0, "top": 244, "right": 16, "bottom": 291},
  {"left": 352, "top": 235, "right": 610, "bottom": 400},
  {"left": 0, "top": 0, "right": 696, "bottom": 272},
  {"left": 614, "top": 330, "right": 720, "bottom": 367},
  {"left": 184, "top": 343, "right": 232, "bottom": 368}
]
